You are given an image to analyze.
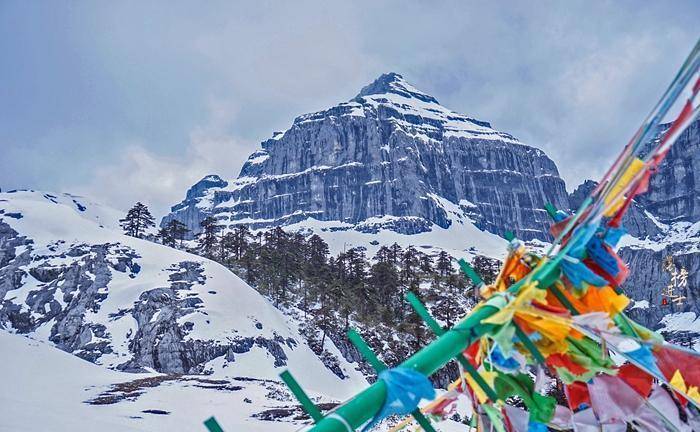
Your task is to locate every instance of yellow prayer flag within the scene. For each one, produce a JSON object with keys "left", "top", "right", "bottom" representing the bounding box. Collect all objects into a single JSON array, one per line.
[
  {"left": 516, "top": 309, "right": 573, "bottom": 342},
  {"left": 671, "top": 369, "right": 688, "bottom": 393},
  {"left": 603, "top": 158, "right": 645, "bottom": 217},
  {"left": 481, "top": 283, "right": 544, "bottom": 326},
  {"left": 465, "top": 370, "right": 498, "bottom": 404}
]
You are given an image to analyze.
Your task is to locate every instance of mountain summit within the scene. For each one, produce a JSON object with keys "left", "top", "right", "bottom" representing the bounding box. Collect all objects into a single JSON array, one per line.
[
  {"left": 355, "top": 72, "right": 439, "bottom": 104},
  {"left": 163, "top": 73, "right": 569, "bottom": 242}
]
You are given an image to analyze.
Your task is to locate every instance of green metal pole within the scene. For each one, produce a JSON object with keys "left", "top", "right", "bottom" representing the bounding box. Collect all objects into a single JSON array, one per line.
[
  {"left": 548, "top": 283, "right": 579, "bottom": 315},
  {"left": 347, "top": 328, "right": 438, "bottom": 432},
  {"left": 513, "top": 324, "right": 546, "bottom": 364},
  {"left": 406, "top": 291, "right": 500, "bottom": 402},
  {"left": 458, "top": 258, "right": 484, "bottom": 288},
  {"left": 544, "top": 202, "right": 559, "bottom": 219},
  {"left": 347, "top": 329, "right": 387, "bottom": 372},
  {"left": 308, "top": 255, "right": 562, "bottom": 431},
  {"left": 309, "top": 304, "right": 500, "bottom": 432}
]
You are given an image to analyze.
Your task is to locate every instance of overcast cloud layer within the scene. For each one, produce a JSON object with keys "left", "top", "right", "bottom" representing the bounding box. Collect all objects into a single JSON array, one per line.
[{"left": 1, "top": 1, "right": 698, "bottom": 217}]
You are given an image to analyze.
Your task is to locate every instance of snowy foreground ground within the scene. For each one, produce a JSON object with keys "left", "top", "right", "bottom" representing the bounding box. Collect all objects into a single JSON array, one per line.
[
  {"left": 0, "top": 330, "right": 311, "bottom": 431},
  {"left": 0, "top": 331, "right": 470, "bottom": 431}
]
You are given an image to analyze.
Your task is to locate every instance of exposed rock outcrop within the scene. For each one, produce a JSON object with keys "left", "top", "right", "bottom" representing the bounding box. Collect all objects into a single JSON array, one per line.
[
  {"left": 620, "top": 119, "right": 700, "bottom": 333},
  {"left": 0, "top": 192, "right": 359, "bottom": 382}
]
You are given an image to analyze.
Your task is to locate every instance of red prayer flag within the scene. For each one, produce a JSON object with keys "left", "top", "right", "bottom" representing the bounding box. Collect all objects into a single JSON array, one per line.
[
  {"left": 618, "top": 363, "right": 653, "bottom": 397},
  {"left": 565, "top": 381, "right": 591, "bottom": 411}
]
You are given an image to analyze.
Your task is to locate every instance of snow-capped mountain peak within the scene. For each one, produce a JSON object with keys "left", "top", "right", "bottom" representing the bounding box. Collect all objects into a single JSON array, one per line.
[
  {"left": 292, "top": 72, "right": 516, "bottom": 144},
  {"left": 163, "top": 72, "right": 569, "bottom": 246},
  {"left": 355, "top": 72, "right": 439, "bottom": 104}
]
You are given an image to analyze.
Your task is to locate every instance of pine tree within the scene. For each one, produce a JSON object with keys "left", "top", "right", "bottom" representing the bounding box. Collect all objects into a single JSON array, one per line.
[
  {"left": 472, "top": 255, "right": 499, "bottom": 284},
  {"left": 419, "top": 252, "right": 433, "bottom": 274},
  {"left": 119, "top": 202, "right": 155, "bottom": 238},
  {"left": 231, "top": 224, "right": 251, "bottom": 261},
  {"left": 240, "top": 241, "right": 261, "bottom": 284},
  {"left": 388, "top": 243, "right": 403, "bottom": 265},
  {"left": 430, "top": 271, "right": 468, "bottom": 328},
  {"left": 304, "top": 234, "right": 330, "bottom": 312},
  {"left": 426, "top": 251, "right": 466, "bottom": 327},
  {"left": 329, "top": 255, "right": 354, "bottom": 332},
  {"left": 157, "top": 219, "right": 189, "bottom": 248},
  {"left": 157, "top": 226, "right": 176, "bottom": 247},
  {"left": 197, "top": 216, "right": 221, "bottom": 258},
  {"left": 258, "top": 228, "right": 299, "bottom": 306},
  {"left": 342, "top": 247, "right": 370, "bottom": 318},
  {"left": 219, "top": 231, "right": 236, "bottom": 264},
  {"left": 374, "top": 245, "right": 393, "bottom": 263},
  {"left": 165, "top": 219, "right": 189, "bottom": 247},
  {"left": 401, "top": 289, "right": 429, "bottom": 351},
  {"left": 368, "top": 259, "right": 401, "bottom": 322},
  {"left": 401, "top": 246, "right": 420, "bottom": 291},
  {"left": 435, "top": 251, "right": 452, "bottom": 278},
  {"left": 317, "top": 256, "right": 345, "bottom": 348},
  {"left": 305, "top": 234, "right": 329, "bottom": 277}
]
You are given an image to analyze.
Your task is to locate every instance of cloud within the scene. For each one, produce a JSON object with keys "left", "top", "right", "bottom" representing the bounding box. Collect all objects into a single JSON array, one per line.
[
  {"left": 76, "top": 98, "right": 251, "bottom": 218},
  {"left": 3, "top": 0, "right": 699, "bottom": 210}
]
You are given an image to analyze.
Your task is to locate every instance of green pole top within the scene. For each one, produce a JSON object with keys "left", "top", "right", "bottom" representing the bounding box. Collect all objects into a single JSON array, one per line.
[
  {"left": 280, "top": 370, "right": 324, "bottom": 423},
  {"left": 347, "top": 328, "right": 387, "bottom": 373},
  {"left": 544, "top": 203, "right": 558, "bottom": 219},
  {"left": 204, "top": 417, "right": 225, "bottom": 432},
  {"left": 458, "top": 258, "right": 485, "bottom": 288},
  {"left": 406, "top": 291, "right": 444, "bottom": 335}
]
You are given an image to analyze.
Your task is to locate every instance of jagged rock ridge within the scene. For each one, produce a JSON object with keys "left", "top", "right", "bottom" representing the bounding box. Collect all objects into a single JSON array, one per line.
[{"left": 163, "top": 73, "right": 570, "bottom": 241}]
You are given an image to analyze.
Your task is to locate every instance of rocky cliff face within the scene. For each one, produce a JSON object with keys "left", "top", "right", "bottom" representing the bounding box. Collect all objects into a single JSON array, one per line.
[
  {"left": 638, "top": 120, "right": 700, "bottom": 223},
  {"left": 621, "top": 244, "right": 699, "bottom": 332},
  {"left": 618, "top": 119, "right": 700, "bottom": 335},
  {"left": 163, "top": 73, "right": 569, "bottom": 241},
  {"left": 557, "top": 121, "right": 700, "bottom": 335},
  {"left": 568, "top": 179, "right": 661, "bottom": 239}
]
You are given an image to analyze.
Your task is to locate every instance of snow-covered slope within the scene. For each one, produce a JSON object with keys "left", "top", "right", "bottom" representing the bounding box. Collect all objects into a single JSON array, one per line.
[
  {"left": 0, "top": 330, "right": 339, "bottom": 431},
  {"left": 285, "top": 194, "right": 508, "bottom": 260},
  {"left": 0, "top": 191, "right": 366, "bottom": 400}
]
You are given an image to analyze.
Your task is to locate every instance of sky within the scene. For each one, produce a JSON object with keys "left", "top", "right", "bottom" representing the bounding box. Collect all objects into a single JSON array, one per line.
[{"left": 1, "top": 1, "right": 698, "bottom": 218}]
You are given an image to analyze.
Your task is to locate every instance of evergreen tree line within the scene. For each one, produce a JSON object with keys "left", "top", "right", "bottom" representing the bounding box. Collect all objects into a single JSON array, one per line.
[
  {"left": 183, "top": 216, "right": 498, "bottom": 362},
  {"left": 119, "top": 203, "right": 499, "bottom": 372}
]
